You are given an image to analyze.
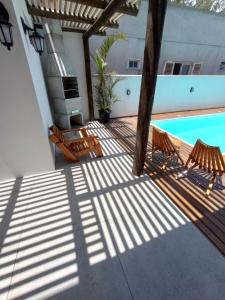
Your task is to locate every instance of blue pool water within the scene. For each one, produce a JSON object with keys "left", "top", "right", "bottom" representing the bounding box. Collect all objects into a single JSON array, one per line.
[{"left": 152, "top": 113, "right": 225, "bottom": 153}]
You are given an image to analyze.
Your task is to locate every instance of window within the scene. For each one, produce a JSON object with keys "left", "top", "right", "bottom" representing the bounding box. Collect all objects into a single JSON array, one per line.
[
  {"left": 128, "top": 59, "right": 140, "bottom": 70},
  {"left": 181, "top": 64, "right": 191, "bottom": 75},
  {"left": 219, "top": 62, "right": 225, "bottom": 71},
  {"left": 173, "top": 63, "right": 182, "bottom": 75},
  {"left": 163, "top": 62, "right": 174, "bottom": 75},
  {"left": 163, "top": 61, "right": 201, "bottom": 75},
  {"left": 191, "top": 63, "right": 202, "bottom": 75},
  {"left": 163, "top": 62, "right": 192, "bottom": 75}
]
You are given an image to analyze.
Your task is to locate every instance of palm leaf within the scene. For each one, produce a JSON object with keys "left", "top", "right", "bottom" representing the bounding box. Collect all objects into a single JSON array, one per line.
[
  {"left": 91, "top": 33, "right": 127, "bottom": 110},
  {"left": 99, "top": 33, "right": 127, "bottom": 61}
]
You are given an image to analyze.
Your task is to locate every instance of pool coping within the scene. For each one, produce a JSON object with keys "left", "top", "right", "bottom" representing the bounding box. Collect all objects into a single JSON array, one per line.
[
  {"left": 152, "top": 111, "right": 225, "bottom": 122},
  {"left": 151, "top": 113, "right": 225, "bottom": 155}
]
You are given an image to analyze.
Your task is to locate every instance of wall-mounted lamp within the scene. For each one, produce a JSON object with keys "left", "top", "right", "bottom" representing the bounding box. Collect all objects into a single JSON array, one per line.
[
  {"left": 21, "top": 17, "right": 44, "bottom": 55},
  {"left": 0, "top": 2, "right": 13, "bottom": 51}
]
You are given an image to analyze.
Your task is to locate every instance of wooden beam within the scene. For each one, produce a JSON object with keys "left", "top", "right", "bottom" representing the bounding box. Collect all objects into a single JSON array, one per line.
[
  {"left": 62, "top": 27, "right": 106, "bottom": 36},
  {"left": 63, "top": 0, "right": 139, "bottom": 16},
  {"left": 117, "top": 2, "right": 139, "bottom": 16},
  {"left": 132, "top": 0, "right": 167, "bottom": 176},
  {"left": 83, "top": 0, "right": 128, "bottom": 38},
  {"left": 27, "top": 5, "right": 119, "bottom": 29},
  {"left": 34, "top": 24, "right": 106, "bottom": 36},
  {"left": 83, "top": 37, "right": 95, "bottom": 120}
]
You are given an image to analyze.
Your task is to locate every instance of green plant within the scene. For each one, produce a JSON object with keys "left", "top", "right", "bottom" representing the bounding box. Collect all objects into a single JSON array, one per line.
[
  {"left": 91, "top": 33, "right": 127, "bottom": 111},
  {"left": 170, "top": 0, "right": 225, "bottom": 12}
]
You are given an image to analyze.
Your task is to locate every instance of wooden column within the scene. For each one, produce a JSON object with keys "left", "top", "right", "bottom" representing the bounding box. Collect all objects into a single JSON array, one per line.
[
  {"left": 132, "top": 0, "right": 167, "bottom": 176},
  {"left": 83, "top": 0, "right": 129, "bottom": 120},
  {"left": 83, "top": 37, "right": 94, "bottom": 120}
]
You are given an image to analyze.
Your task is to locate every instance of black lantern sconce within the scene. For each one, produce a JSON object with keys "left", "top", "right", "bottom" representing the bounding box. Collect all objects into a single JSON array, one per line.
[
  {"left": 0, "top": 2, "right": 13, "bottom": 51},
  {"left": 21, "top": 17, "right": 44, "bottom": 55}
]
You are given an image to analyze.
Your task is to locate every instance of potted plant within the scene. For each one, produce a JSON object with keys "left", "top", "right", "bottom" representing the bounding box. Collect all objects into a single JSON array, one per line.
[{"left": 91, "top": 33, "right": 127, "bottom": 123}]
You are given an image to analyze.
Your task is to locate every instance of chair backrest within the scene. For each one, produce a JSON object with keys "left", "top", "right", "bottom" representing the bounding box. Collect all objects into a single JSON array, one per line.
[
  {"left": 49, "top": 125, "right": 63, "bottom": 142},
  {"left": 188, "top": 139, "right": 225, "bottom": 175},
  {"left": 152, "top": 126, "right": 177, "bottom": 156}
]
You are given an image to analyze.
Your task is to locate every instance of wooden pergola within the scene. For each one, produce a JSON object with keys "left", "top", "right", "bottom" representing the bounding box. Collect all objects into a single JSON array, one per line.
[{"left": 26, "top": 0, "right": 168, "bottom": 176}]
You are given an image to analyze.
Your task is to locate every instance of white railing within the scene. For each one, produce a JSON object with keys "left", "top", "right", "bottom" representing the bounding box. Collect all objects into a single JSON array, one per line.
[{"left": 92, "top": 75, "right": 225, "bottom": 118}]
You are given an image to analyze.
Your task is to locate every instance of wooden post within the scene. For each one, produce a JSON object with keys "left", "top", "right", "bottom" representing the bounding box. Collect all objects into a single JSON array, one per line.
[
  {"left": 83, "top": 37, "right": 94, "bottom": 120},
  {"left": 132, "top": 0, "right": 167, "bottom": 176},
  {"left": 83, "top": 0, "right": 129, "bottom": 120}
]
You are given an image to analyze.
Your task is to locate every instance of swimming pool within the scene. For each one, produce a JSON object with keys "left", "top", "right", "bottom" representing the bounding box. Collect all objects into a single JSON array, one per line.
[{"left": 152, "top": 113, "right": 225, "bottom": 153}]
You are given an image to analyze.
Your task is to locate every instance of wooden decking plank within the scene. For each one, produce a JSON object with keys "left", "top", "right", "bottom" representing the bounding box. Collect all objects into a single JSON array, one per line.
[
  {"left": 146, "top": 165, "right": 225, "bottom": 244},
  {"left": 106, "top": 117, "right": 225, "bottom": 256}
]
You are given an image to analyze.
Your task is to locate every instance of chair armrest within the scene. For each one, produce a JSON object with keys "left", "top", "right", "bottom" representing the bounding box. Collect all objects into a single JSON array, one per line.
[
  {"left": 64, "top": 135, "right": 98, "bottom": 145},
  {"left": 61, "top": 128, "right": 82, "bottom": 133},
  {"left": 64, "top": 137, "right": 85, "bottom": 145},
  {"left": 62, "top": 128, "right": 89, "bottom": 140}
]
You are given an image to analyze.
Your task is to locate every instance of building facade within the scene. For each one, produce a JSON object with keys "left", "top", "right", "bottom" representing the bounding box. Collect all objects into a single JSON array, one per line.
[{"left": 90, "top": 1, "right": 225, "bottom": 75}]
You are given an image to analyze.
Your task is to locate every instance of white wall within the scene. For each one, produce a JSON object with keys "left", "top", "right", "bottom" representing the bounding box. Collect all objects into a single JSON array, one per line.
[
  {"left": 93, "top": 75, "right": 225, "bottom": 118},
  {"left": 90, "top": 2, "right": 225, "bottom": 75},
  {"left": 0, "top": 0, "right": 54, "bottom": 181},
  {"left": 153, "top": 76, "right": 225, "bottom": 113},
  {"left": 12, "top": 0, "right": 53, "bottom": 136}
]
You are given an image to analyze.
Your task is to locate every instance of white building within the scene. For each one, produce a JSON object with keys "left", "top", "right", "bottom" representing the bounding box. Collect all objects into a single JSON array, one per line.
[{"left": 90, "top": 1, "right": 225, "bottom": 75}]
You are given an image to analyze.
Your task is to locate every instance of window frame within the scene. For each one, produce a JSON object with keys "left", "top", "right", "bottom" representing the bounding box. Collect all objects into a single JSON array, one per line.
[
  {"left": 163, "top": 61, "right": 202, "bottom": 75},
  {"left": 180, "top": 63, "right": 191, "bottom": 75},
  {"left": 163, "top": 61, "right": 174, "bottom": 75},
  {"left": 219, "top": 62, "right": 225, "bottom": 71},
  {"left": 127, "top": 59, "right": 141, "bottom": 70},
  {"left": 191, "top": 63, "right": 202, "bottom": 75}
]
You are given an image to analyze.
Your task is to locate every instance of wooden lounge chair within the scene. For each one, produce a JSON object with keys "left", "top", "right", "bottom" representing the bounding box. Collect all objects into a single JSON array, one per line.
[
  {"left": 152, "top": 126, "right": 184, "bottom": 171},
  {"left": 49, "top": 125, "right": 103, "bottom": 162},
  {"left": 178, "top": 139, "right": 225, "bottom": 197}
]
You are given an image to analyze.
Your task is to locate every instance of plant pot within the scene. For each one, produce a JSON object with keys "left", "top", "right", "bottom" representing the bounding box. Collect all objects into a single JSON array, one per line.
[{"left": 99, "top": 109, "right": 111, "bottom": 123}]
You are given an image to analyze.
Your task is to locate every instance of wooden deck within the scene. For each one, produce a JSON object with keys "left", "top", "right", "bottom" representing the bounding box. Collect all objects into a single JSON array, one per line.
[{"left": 106, "top": 109, "right": 225, "bottom": 256}]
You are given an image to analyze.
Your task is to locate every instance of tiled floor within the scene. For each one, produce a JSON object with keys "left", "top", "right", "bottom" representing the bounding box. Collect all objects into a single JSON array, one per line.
[{"left": 1, "top": 121, "right": 225, "bottom": 300}]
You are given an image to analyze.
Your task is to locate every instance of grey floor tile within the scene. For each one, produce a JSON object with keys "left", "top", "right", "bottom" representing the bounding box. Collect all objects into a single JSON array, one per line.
[
  {"left": 2, "top": 121, "right": 225, "bottom": 300},
  {"left": 0, "top": 179, "right": 33, "bottom": 300},
  {"left": 7, "top": 220, "right": 132, "bottom": 300},
  {"left": 119, "top": 222, "right": 225, "bottom": 300}
]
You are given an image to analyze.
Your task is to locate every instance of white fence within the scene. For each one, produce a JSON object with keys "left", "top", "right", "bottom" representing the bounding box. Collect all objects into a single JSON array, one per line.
[{"left": 93, "top": 75, "right": 225, "bottom": 118}]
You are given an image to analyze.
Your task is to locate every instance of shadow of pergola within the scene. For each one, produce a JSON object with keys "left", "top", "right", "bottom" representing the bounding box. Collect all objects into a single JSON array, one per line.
[
  {"left": 0, "top": 120, "right": 225, "bottom": 300},
  {"left": 106, "top": 119, "right": 225, "bottom": 192},
  {"left": 105, "top": 119, "right": 225, "bottom": 252}
]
